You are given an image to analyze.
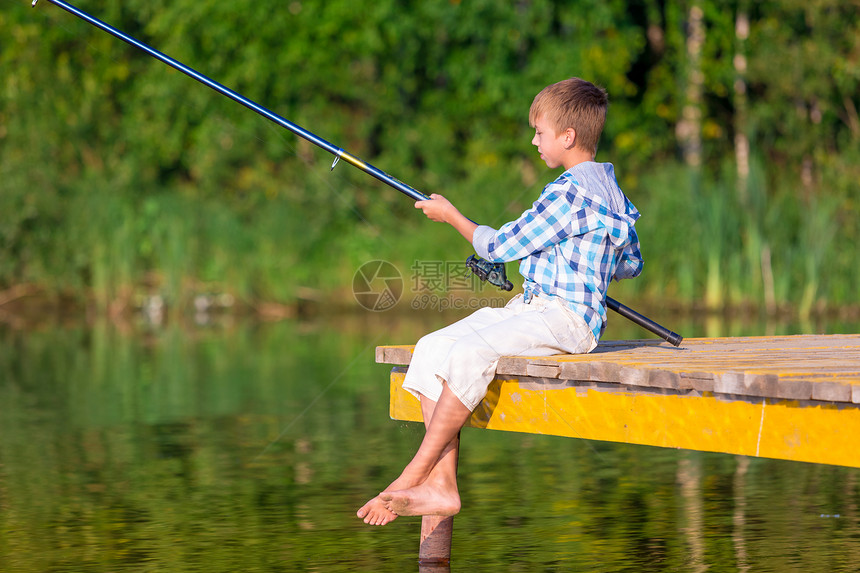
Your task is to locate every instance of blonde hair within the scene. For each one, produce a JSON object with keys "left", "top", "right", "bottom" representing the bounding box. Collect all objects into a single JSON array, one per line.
[{"left": 529, "top": 78, "right": 608, "bottom": 155}]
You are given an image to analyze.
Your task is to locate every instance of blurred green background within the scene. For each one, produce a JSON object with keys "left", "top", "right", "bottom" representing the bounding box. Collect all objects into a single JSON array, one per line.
[{"left": 2, "top": 0, "right": 858, "bottom": 319}]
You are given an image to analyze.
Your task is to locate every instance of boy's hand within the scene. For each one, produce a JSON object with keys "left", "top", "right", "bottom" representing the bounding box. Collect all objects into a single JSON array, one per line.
[
  {"left": 415, "top": 193, "right": 457, "bottom": 224},
  {"left": 415, "top": 194, "right": 479, "bottom": 243}
]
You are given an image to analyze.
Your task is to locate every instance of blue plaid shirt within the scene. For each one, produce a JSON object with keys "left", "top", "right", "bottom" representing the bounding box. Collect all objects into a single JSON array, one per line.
[{"left": 472, "top": 161, "right": 642, "bottom": 340}]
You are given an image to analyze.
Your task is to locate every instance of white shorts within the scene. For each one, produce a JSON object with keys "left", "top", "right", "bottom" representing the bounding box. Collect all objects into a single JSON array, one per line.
[{"left": 402, "top": 293, "right": 597, "bottom": 411}]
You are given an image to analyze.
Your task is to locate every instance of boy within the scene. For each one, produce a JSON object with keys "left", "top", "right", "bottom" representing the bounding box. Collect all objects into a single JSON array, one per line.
[{"left": 358, "top": 77, "right": 643, "bottom": 526}]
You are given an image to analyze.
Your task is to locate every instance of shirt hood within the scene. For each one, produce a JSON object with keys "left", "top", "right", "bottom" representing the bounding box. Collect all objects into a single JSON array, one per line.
[{"left": 562, "top": 162, "right": 639, "bottom": 248}]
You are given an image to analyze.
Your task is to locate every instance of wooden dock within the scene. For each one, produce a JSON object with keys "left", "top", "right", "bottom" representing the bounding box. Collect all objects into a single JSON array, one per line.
[{"left": 378, "top": 334, "right": 860, "bottom": 468}]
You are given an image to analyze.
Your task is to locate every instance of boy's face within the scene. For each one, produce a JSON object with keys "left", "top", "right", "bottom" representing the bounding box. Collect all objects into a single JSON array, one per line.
[{"left": 531, "top": 116, "right": 573, "bottom": 170}]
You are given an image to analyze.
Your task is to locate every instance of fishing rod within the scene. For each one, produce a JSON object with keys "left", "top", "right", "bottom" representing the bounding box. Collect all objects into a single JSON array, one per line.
[{"left": 32, "top": 0, "right": 683, "bottom": 347}]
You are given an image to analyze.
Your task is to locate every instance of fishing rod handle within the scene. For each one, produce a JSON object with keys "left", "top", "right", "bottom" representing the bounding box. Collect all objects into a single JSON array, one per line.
[{"left": 605, "top": 296, "right": 683, "bottom": 346}]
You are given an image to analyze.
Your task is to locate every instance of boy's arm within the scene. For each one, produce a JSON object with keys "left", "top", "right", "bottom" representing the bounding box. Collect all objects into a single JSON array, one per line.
[
  {"left": 613, "top": 228, "right": 643, "bottom": 281},
  {"left": 415, "top": 194, "right": 479, "bottom": 243},
  {"left": 471, "top": 188, "right": 583, "bottom": 263}
]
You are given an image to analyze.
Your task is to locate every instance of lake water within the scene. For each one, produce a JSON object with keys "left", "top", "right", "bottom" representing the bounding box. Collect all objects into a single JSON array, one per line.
[{"left": 1, "top": 308, "right": 858, "bottom": 572}]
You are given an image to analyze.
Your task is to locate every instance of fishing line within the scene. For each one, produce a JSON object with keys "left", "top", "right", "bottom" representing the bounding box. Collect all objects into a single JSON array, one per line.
[
  {"left": 249, "top": 331, "right": 387, "bottom": 465},
  {"left": 202, "top": 109, "right": 389, "bottom": 244},
  {"left": 24, "top": 0, "right": 390, "bottom": 246},
  {"left": 254, "top": 117, "right": 393, "bottom": 243}
]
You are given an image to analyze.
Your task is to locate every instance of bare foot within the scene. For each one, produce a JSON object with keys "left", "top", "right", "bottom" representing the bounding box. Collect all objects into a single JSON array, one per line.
[
  {"left": 357, "top": 472, "right": 419, "bottom": 525},
  {"left": 356, "top": 495, "right": 398, "bottom": 526},
  {"left": 357, "top": 465, "right": 431, "bottom": 526},
  {"left": 380, "top": 480, "right": 461, "bottom": 517}
]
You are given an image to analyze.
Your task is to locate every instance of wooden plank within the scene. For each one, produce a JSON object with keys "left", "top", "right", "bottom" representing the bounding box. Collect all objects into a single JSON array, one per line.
[
  {"left": 811, "top": 381, "right": 853, "bottom": 402},
  {"left": 526, "top": 362, "right": 560, "bottom": 378},
  {"left": 496, "top": 355, "right": 528, "bottom": 376},
  {"left": 378, "top": 334, "right": 860, "bottom": 404},
  {"left": 377, "top": 345, "right": 414, "bottom": 366}
]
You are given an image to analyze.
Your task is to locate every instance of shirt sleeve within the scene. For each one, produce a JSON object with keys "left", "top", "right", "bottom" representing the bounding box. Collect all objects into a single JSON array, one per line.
[
  {"left": 471, "top": 225, "right": 499, "bottom": 260},
  {"left": 472, "top": 188, "right": 598, "bottom": 263},
  {"left": 613, "top": 227, "right": 643, "bottom": 281}
]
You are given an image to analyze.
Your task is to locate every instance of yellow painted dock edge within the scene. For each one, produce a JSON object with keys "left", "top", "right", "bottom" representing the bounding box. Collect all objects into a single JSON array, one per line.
[{"left": 389, "top": 367, "right": 860, "bottom": 469}]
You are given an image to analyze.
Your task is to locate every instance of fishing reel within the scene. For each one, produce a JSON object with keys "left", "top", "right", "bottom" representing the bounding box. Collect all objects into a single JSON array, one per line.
[{"left": 466, "top": 255, "right": 513, "bottom": 291}]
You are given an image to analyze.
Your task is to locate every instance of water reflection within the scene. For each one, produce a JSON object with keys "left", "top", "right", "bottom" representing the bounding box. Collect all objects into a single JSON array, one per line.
[
  {"left": 734, "top": 456, "right": 751, "bottom": 573},
  {"left": 678, "top": 456, "right": 705, "bottom": 572},
  {"left": 0, "top": 311, "right": 858, "bottom": 571}
]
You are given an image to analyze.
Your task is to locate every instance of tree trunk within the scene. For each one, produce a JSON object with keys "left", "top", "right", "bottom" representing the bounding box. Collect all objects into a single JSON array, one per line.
[{"left": 677, "top": 1, "right": 705, "bottom": 168}]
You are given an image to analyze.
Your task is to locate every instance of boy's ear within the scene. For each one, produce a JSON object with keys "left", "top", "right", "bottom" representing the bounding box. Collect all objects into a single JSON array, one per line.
[{"left": 564, "top": 128, "right": 577, "bottom": 149}]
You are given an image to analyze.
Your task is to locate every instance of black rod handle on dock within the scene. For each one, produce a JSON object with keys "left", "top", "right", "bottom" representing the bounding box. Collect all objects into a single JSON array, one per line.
[{"left": 606, "top": 296, "right": 683, "bottom": 346}]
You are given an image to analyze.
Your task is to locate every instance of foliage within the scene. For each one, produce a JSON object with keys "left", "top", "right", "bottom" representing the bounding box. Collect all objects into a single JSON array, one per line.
[{"left": 1, "top": 0, "right": 858, "bottom": 315}]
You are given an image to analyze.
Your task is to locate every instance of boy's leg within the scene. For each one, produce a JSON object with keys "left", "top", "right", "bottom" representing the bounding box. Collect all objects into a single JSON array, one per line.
[
  {"left": 440, "top": 297, "right": 596, "bottom": 412},
  {"left": 380, "top": 382, "right": 465, "bottom": 516},
  {"left": 400, "top": 302, "right": 523, "bottom": 404},
  {"left": 357, "top": 388, "right": 463, "bottom": 524},
  {"left": 357, "top": 303, "right": 519, "bottom": 524},
  {"left": 378, "top": 297, "right": 596, "bottom": 517},
  {"left": 357, "top": 313, "right": 486, "bottom": 526},
  {"left": 359, "top": 296, "right": 593, "bottom": 523}
]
